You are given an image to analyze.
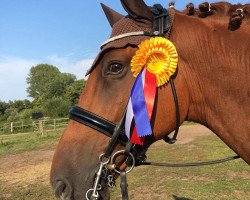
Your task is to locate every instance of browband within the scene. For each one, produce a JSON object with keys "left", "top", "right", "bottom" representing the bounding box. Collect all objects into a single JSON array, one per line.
[{"left": 101, "top": 31, "right": 151, "bottom": 49}]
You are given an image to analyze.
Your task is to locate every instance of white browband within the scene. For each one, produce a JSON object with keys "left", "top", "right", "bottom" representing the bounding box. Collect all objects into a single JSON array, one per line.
[{"left": 100, "top": 31, "right": 151, "bottom": 49}]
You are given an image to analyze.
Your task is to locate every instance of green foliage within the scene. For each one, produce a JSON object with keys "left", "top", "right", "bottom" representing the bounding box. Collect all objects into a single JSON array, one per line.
[
  {"left": 26, "top": 64, "right": 60, "bottom": 99},
  {"left": 1, "top": 63, "right": 85, "bottom": 124},
  {"left": 4, "top": 108, "right": 19, "bottom": 121},
  {"left": 45, "top": 73, "right": 76, "bottom": 99},
  {"left": 18, "top": 108, "right": 37, "bottom": 120},
  {"left": 65, "top": 79, "right": 85, "bottom": 105},
  {"left": 26, "top": 64, "right": 85, "bottom": 117},
  {"left": 0, "top": 101, "right": 8, "bottom": 115},
  {"left": 0, "top": 99, "right": 33, "bottom": 122},
  {"left": 9, "top": 99, "right": 32, "bottom": 112},
  {"left": 42, "top": 97, "right": 71, "bottom": 118}
]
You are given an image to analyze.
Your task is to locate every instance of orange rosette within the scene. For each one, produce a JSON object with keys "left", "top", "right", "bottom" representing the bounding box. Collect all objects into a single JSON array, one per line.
[{"left": 131, "top": 37, "right": 178, "bottom": 87}]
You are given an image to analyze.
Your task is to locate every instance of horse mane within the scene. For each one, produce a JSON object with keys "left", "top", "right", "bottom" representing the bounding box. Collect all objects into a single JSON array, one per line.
[
  {"left": 182, "top": 2, "right": 250, "bottom": 17},
  {"left": 180, "top": 2, "right": 250, "bottom": 30}
]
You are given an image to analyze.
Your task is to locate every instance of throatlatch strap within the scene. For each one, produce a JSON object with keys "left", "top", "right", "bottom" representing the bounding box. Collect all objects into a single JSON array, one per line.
[
  {"left": 150, "top": 5, "right": 180, "bottom": 144},
  {"left": 162, "top": 78, "right": 180, "bottom": 144}
]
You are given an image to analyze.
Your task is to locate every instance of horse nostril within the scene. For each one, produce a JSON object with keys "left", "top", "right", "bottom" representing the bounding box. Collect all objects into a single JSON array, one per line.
[
  {"left": 54, "top": 179, "right": 73, "bottom": 200},
  {"left": 54, "top": 180, "right": 66, "bottom": 197}
]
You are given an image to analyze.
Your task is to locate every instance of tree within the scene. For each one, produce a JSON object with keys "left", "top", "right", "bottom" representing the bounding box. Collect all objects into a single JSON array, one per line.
[
  {"left": 45, "top": 73, "right": 76, "bottom": 99},
  {"left": 26, "top": 64, "right": 78, "bottom": 107},
  {"left": 0, "top": 100, "right": 33, "bottom": 122},
  {"left": 0, "top": 101, "right": 9, "bottom": 115},
  {"left": 65, "top": 79, "right": 85, "bottom": 105},
  {"left": 26, "top": 64, "right": 60, "bottom": 99},
  {"left": 42, "top": 97, "right": 71, "bottom": 118},
  {"left": 10, "top": 99, "right": 32, "bottom": 112},
  {"left": 4, "top": 108, "right": 19, "bottom": 122}
]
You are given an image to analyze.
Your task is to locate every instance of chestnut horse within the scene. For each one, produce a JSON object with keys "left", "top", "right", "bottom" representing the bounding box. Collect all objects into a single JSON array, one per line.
[{"left": 51, "top": 1, "right": 250, "bottom": 199}]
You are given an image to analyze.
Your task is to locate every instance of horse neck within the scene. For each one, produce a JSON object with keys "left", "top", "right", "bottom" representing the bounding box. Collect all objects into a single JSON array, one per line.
[{"left": 171, "top": 12, "right": 250, "bottom": 162}]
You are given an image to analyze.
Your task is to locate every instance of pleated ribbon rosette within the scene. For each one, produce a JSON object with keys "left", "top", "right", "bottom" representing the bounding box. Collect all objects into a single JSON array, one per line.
[{"left": 125, "top": 37, "right": 178, "bottom": 145}]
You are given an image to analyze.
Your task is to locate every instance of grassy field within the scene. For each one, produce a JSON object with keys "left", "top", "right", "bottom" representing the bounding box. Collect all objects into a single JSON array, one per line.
[
  {"left": 0, "top": 130, "right": 62, "bottom": 155},
  {"left": 0, "top": 125, "right": 249, "bottom": 200},
  {"left": 110, "top": 136, "right": 250, "bottom": 200}
]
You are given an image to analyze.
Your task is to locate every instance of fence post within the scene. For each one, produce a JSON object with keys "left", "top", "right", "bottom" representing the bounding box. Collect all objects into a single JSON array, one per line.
[
  {"left": 11, "top": 122, "right": 14, "bottom": 133},
  {"left": 54, "top": 119, "right": 56, "bottom": 130},
  {"left": 39, "top": 120, "right": 44, "bottom": 136}
]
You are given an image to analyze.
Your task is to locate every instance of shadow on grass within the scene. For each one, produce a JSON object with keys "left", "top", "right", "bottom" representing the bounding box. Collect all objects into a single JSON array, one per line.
[{"left": 173, "top": 195, "right": 193, "bottom": 200}]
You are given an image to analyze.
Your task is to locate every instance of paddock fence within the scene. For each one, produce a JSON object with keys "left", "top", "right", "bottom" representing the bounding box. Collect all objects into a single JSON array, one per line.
[{"left": 0, "top": 118, "right": 69, "bottom": 135}]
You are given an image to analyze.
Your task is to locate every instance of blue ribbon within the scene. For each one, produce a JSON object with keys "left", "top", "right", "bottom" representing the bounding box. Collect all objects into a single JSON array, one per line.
[{"left": 131, "top": 70, "right": 152, "bottom": 137}]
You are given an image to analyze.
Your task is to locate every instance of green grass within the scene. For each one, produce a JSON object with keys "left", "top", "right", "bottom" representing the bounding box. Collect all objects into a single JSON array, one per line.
[
  {"left": 0, "top": 130, "right": 63, "bottom": 155},
  {"left": 0, "top": 184, "right": 57, "bottom": 200},
  {"left": 110, "top": 135, "right": 250, "bottom": 200},
  {"left": 0, "top": 128, "right": 249, "bottom": 200}
]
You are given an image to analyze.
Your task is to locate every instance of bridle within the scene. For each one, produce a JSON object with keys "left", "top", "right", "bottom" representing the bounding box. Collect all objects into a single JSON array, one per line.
[
  {"left": 70, "top": 4, "right": 179, "bottom": 147},
  {"left": 69, "top": 5, "right": 178, "bottom": 199},
  {"left": 68, "top": 5, "right": 239, "bottom": 200}
]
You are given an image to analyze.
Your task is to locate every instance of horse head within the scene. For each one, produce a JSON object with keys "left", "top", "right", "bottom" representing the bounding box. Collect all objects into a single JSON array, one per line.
[{"left": 50, "top": 0, "right": 250, "bottom": 199}]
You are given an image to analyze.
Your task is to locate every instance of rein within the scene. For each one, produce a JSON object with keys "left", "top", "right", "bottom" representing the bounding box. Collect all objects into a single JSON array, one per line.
[
  {"left": 141, "top": 155, "right": 240, "bottom": 167},
  {"left": 69, "top": 5, "right": 240, "bottom": 200}
]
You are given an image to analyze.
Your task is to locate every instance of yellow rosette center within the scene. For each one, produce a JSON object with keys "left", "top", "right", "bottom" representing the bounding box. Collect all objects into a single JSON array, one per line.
[
  {"left": 146, "top": 54, "right": 167, "bottom": 74},
  {"left": 131, "top": 37, "right": 178, "bottom": 87}
]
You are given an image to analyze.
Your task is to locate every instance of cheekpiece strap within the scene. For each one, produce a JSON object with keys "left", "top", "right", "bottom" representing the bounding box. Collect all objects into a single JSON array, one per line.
[{"left": 149, "top": 4, "right": 180, "bottom": 144}]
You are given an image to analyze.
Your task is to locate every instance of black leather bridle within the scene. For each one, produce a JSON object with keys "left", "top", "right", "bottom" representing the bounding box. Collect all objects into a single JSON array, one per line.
[
  {"left": 69, "top": 5, "right": 180, "bottom": 157},
  {"left": 68, "top": 5, "right": 240, "bottom": 199}
]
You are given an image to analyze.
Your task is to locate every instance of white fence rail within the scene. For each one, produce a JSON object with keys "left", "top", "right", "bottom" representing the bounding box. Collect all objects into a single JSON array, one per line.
[{"left": 0, "top": 118, "right": 69, "bottom": 134}]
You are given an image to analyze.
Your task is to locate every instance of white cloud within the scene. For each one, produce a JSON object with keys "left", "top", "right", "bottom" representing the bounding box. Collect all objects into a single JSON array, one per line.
[
  {"left": 45, "top": 54, "right": 93, "bottom": 79},
  {"left": 0, "top": 55, "right": 39, "bottom": 101},
  {"left": 0, "top": 54, "right": 94, "bottom": 102}
]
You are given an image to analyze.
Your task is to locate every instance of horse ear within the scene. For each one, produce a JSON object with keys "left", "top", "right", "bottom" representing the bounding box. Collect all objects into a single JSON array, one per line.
[
  {"left": 101, "top": 3, "right": 124, "bottom": 27},
  {"left": 120, "top": 0, "right": 153, "bottom": 24}
]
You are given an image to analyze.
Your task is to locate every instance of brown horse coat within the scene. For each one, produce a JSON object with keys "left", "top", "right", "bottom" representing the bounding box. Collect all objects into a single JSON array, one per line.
[{"left": 51, "top": 1, "right": 250, "bottom": 199}]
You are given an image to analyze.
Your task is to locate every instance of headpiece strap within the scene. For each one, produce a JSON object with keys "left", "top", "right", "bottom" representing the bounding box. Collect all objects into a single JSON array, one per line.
[{"left": 150, "top": 4, "right": 171, "bottom": 36}]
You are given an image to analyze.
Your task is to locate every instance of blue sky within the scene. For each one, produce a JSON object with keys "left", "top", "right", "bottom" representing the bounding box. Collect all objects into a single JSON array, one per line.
[{"left": 0, "top": 0, "right": 249, "bottom": 101}]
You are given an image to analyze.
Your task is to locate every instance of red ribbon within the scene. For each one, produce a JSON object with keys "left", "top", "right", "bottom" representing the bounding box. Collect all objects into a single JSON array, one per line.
[{"left": 130, "top": 70, "right": 157, "bottom": 145}]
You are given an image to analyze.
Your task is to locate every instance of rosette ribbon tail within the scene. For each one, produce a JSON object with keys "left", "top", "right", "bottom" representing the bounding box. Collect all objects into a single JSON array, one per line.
[{"left": 125, "top": 68, "right": 157, "bottom": 145}]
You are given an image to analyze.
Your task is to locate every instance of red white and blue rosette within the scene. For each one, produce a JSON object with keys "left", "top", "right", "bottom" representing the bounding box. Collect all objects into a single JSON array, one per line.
[{"left": 125, "top": 37, "right": 178, "bottom": 145}]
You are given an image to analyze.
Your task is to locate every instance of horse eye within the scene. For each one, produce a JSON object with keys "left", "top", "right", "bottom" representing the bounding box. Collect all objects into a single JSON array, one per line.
[{"left": 107, "top": 62, "right": 124, "bottom": 75}]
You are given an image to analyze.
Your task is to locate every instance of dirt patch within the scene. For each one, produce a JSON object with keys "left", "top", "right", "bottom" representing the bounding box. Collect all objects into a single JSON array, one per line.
[
  {"left": 0, "top": 124, "right": 215, "bottom": 199},
  {"left": 227, "top": 171, "right": 250, "bottom": 179},
  {"left": 175, "top": 124, "right": 213, "bottom": 144},
  {"left": 150, "top": 124, "right": 213, "bottom": 148},
  {"left": 0, "top": 150, "right": 55, "bottom": 191},
  {"left": 1, "top": 124, "right": 250, "bottom": 200},
  {"left": 0, "top": 125, "right": 211, "bottom": 187}
]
